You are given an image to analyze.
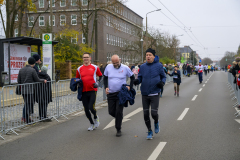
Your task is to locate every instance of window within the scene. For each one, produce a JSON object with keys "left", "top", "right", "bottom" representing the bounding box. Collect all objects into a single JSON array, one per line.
[
  {"left": 71, "top": 35, "right": 77, "bottom": 44},
  {"left": 113, "top": 36, "right": 116, "bottom": 46},
  {"left": 82, "top": 14, "right": 87, "bottom": 25},
  {"left": 71, "top": 0, "right": 77, "bottom": 6},
  {"left": 39, "top": 0, "right": 44, "bottom": 8},
  {"left": 82, "top": 34, "right": 86, "bottom": 44},
  {"left": 14, "top": 28, "right": 18, "bottom": 37},
  {"left": 28, "top": 16, "right": 35, "bottom": 27},
  {"left": 106, "top": 15, "right": 108, "bottom": 26},
  {"left": 60, "top": 15, "right": 66, "bottom": 26},
  {"left": 106, "top": 34, "right": 109, "bottom": 44},
  {"left": 60, "top": 0, "right": 66, "bottom": 7},
  {"left": 82, "top": 0, "right": 88, "bottom": 6},
  {"left": 71, "top": 14, "right": 77, "bottom": 25},
  {"left": 15, "top": 14, "right": 18, "bottom": 21},
  {"left": 49, "top": 15, "right": 55, "bottom": 26},
  {"left": 39, "top": 16, "right": 45, "bottom": 26},
  {"left": 49, "top": 0, "right": 55, "bottom": 7}
]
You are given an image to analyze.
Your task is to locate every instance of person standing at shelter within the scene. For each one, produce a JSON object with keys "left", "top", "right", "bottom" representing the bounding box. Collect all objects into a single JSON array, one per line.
[
  {"left": 196, "top": 62, "right": 204, "bottom": 83},
  {"left": 32, "top": 54, "right": 42, "bottom": 73},
  {"left": 17, "top": 57, "right": 47, "bottom": 123},
  {"left": 133, "top": 48, "right": 166, "bottom": 140},
  {"left": 104, "top": 55, "right": 135, "bottom": 137},
  {"left": 76, "top": 52, "right": 102, "bottom": 131},
  {"left": 37, "top": 66, "right": 52, "bottom": 121}
]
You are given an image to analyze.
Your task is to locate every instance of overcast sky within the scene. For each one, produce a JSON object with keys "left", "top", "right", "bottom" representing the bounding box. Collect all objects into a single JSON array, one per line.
[{"left": 126, "top": 0, "right": 240, "bottom": 61}]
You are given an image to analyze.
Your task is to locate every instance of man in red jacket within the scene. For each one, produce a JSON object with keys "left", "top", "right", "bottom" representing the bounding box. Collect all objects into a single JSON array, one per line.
[{"left": 76, "top": 52, "right": 102, "bottom": 131}]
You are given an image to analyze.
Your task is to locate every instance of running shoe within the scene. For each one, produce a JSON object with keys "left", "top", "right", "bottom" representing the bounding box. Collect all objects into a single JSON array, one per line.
[
  {"left": 174, "top": 92, "right": 176, "bottom": 96},
  {"left": 94, "top": 116, "right": 100, "bottom": 128},
  {"left": 146, "top": 131, "right": 153, "bottom": 140},
  {"left": 154, "top": 122, "right": 160, "bottom": 134},
  {"left": 116, "top": 130, "right": 122, "bottom": 137},
  {"left": 177, "top": 93, "right": 179, "bottom": 97},
  {"left": 160, "top": 94, "right": 162, "bottom": 98},
  {"left": 88, "top": 124, "right": 95, "bottom": 131}
]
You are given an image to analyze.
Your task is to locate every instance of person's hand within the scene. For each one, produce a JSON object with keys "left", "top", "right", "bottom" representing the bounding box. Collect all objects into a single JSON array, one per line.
[
  {"left": 157, "top": 81, "right": 164, "bottom": 88},
  {"left": 39, "top": 70, "right": 41, "bottom": 72},
  {"left": 133, "top": 79, "right": 140, "bottom": 85},
  {"left": 44, "top": 80, "right": 47, "bottom": 83},
  {"left": 126, "top": 86, "right": 130, "bottom": 91},
  {"left": 175, "top": 70, "right": 177, "bottom": 73},
  {"left": 106, "top": 88, "right": 109, "bottom": 94}
]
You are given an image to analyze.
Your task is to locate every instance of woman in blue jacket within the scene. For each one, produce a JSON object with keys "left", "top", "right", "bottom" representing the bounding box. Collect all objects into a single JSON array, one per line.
[{"left": 169, "top": 66, "right": 181, "bottom": 96}]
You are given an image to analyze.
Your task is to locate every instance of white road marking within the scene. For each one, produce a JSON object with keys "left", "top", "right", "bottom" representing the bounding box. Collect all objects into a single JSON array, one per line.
[
  {"left": 147, "top": 142, "right": 167, "bottom": 160},
  {"left": 103, "top": 108, "right": 143, "bottom": 130},
  {"left": 203, "top": 84, "right": 205, "bottom": 87},
  {"left": 199, "top": 88, "right": 203, "bottom": 92},
  {"left": 192, "top": 95, "right": 198, "bottom": 101},
  {"left": 177, "top": 108, "right": 189, "bottom": 120},
  {"left": 74, "top": 111, "right": 84, "bottom": 116},
  {"left": 235, "top": 119, "right": 240, "bottom": 124},
  {"left": 205, "top": 81, "right": 208, "bottom": 83}
]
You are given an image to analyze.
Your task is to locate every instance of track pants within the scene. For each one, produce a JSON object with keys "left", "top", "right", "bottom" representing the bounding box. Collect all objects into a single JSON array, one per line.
[
  {"left": 82, "top": 91, "right": 97, "bottom": 124},
  {"left": 107, "top": 92, "right": 124, "bottom": 131},
  {"left": 142, "top": 94, "right": 160, "bottom": 131},
  {"left": 198, "top": 72, "right": 203, "bottom": 83}
]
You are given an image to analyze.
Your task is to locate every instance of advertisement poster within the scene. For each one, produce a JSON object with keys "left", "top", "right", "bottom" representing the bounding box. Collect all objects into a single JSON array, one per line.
[{"left": 4, "top": 43, "right": 31, "bottom": 83}]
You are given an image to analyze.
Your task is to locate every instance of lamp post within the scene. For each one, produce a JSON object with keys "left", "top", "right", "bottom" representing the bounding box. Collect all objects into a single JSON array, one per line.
[
  {"left": 146, "top": 9, "right": 161, "bottom": 36},
  {"left": 140, "top": 38, "right": 144, "bottom": 62}
]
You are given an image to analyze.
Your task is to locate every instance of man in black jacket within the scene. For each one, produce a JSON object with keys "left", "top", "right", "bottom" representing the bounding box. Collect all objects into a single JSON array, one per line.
[
  {"left": 17, "top": 57, "right": 47, "bottom": 123},
  {"left": 32, "top": 54, "right": 41, "bottom": 73}
]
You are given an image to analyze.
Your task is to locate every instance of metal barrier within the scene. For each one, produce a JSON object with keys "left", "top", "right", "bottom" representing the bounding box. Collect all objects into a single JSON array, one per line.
[
  {"left": 0, "top": 70, "right": 180, "bottom": 139},
  {"left": 227, "top": 72, "right": 240, "bottom": 119}
]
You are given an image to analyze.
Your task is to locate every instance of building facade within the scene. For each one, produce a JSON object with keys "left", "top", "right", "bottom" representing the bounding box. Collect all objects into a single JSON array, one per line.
[{"left": 19, "top": 0, "right": 143, "bottom": 64}]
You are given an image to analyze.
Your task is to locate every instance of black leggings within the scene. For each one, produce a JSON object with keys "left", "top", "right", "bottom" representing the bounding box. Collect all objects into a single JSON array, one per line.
[
  {"left": 82, "top": 91, "right": 97, "bottom": 124},
  {"left": 142, "top": 94, "right": 159, "bottom": 131}
]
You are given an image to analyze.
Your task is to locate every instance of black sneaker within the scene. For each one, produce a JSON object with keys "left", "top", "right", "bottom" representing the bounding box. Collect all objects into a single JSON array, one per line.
[
  {"left": 177, "top": 93, "right": 179, "bottom": 97},
  {"left": 116, "top": 130, "right": 122, "bottom": 137},
  {"left": 174, "top": 92, "right": 176, "bottom": 96}
]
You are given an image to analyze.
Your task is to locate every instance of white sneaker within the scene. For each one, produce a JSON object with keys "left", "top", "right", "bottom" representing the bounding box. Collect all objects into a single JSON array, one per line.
[
  {"left": 88, "top": 124, "right": 95, "bottom": 131},
  {"left": 94, "top": 116, "right": 100, "bottom": 128}
]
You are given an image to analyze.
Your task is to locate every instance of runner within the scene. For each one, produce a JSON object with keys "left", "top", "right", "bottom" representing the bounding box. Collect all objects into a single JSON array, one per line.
[
  {"left": 196, "top": 62, "right": 204, "bottom": 83},
  {"left": 104, "top": 55, "right": 135, "bottom": 137},
  {"left": 169, "top": 66, "right": 181, "bottom": 96},
  {"left": 76, "top": 52, "right": 102, "bottom": 131},
  {"left": 208, "top": 64, "right": 211, "bottom": 73},
  {"left": 133, "top": 48, "right": 166, "bottom": 140},
  {"left": 204, "top": 64, "right": 208, "bottom": 76}
]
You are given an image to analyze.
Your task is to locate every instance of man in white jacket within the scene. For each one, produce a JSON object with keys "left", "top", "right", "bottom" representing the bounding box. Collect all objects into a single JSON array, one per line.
[{"left": 196, "top": 62, "right": 204, "bottom": 83}]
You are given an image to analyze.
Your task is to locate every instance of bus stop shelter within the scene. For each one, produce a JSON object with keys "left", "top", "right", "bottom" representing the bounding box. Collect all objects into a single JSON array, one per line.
[{"left": 0, "top": 37, "right": 58, "bottom": 87}]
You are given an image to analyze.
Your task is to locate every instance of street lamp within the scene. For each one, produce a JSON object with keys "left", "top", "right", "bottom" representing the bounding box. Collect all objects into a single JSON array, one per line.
[
  {"left": 146, "top": 9, "right": 161, "bottom": 36},
  {"left": 140, "top": 38, "right": 144, "bottom": 62}
]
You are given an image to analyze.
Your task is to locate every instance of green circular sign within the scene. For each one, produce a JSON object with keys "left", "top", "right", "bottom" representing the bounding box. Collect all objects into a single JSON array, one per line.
[{"left": 44, "top": 34, "right": 50, "bottom": 41}]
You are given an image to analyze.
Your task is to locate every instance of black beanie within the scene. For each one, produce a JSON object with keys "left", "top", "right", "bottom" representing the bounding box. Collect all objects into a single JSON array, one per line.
[
  {"left": 28, "top": 57, "right": 36, "bottom": 65},
  {"left": 32, "top": 54, "right": 40, "bottom": 61},
  {"left": 146, "top": 48, "right": 156, "bottom": 56}
]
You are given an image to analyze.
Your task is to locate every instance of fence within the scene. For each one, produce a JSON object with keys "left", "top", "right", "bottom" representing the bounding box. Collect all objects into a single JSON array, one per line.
[
  {"left": 227, "top": 72, "right": 240, "bottom": 120},
  {"left": 0, "top": 70, "right": 181, "bottom": 139}
]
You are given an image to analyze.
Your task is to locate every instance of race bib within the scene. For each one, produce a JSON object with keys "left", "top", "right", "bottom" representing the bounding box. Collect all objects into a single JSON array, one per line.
[{"left": 173, "top": 75, "right": 178, "bottom": 79}]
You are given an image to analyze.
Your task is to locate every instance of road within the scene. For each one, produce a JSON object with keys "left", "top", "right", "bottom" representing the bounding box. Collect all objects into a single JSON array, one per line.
[{"left": 0, "top": 71, "right": 240, "bottom": 160}]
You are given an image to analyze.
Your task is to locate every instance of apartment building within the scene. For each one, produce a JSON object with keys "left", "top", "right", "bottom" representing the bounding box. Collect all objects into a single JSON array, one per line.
[{"left": 19, "top": 0, "right": 143, "bottom": 64}]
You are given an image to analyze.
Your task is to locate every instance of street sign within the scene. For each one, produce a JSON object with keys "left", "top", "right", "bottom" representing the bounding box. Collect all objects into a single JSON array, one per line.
[{"left": 42, "top": 33, "right": 53, "bottom": 79}]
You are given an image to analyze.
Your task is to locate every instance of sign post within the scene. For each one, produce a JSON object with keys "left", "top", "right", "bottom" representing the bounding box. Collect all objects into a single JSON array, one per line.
[{"left": 42, "top": 33, "right": 53, "bottom": 79}]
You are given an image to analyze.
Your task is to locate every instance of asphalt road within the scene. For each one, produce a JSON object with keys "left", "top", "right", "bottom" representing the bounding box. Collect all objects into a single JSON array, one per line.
[{"left": 0, "top": 71, "right": 240, "bottom": 160}]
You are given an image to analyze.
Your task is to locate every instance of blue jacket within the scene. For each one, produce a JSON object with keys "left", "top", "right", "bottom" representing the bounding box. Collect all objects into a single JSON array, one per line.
[
  {"left": 169, "top": 70, "right": 181, "bottom": 84},
  {"left": 118, "top": 84, "right": 136, "bottom": 107},
  {"left": 70, "top": 78, "right": 83, "bottom": 101},
  {"left": 138, "top": 56, "right": 166, "bottom": 95}
]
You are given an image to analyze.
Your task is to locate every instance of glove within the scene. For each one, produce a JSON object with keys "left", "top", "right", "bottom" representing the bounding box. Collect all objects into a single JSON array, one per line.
[
  {"left": 133, "top": 79, "right": 140, "bottom": 85},
  {"left": 93, "top": 82, "right": 99, "bottom": 88},
  {"left": 157, "top": 81, "right": 164, "bottom": 88}
]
